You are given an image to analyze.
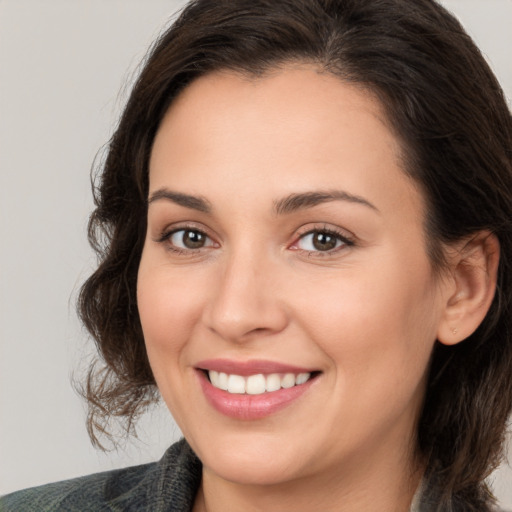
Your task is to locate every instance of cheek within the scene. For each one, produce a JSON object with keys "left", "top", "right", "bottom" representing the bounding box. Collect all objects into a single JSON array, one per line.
[
  {"left": 136, "top": 260, "right": 211, "bottom": 423},
  {"left": 137, "top": 261, "right": 207, "bottom": 364},
  {"left": 288, "top": 254, "right": 440, "bottom": 382}
]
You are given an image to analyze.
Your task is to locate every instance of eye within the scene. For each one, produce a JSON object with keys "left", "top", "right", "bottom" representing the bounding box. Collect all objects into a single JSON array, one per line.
[
  {"left": 167, "top": 229, "right": 215, "bottom": 250},
  {"left": 293, "top": 228, "right": 353, "bottom": 253}
]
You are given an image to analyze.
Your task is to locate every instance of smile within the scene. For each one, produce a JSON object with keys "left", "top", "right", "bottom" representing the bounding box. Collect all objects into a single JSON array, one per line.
[
  {"left": 196, "top": 359, "right": 319, "bottom": 419},
  {"left": 208, "top": 370, "right": 312, "bottom": 395}
]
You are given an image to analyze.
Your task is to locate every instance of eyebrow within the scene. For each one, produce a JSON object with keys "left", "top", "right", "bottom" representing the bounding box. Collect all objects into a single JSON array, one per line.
[
  {"left": 147, "top": 188, "right": 378, "bottom": 215},
  {"left": 273, "top": 190, "right": 379, "bottom": 215},
  {"left": 148, "top": 189, "right": 212, "bottom": 213}
]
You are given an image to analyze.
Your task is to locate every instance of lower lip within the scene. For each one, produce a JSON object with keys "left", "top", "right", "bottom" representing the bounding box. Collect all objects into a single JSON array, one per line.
[{"left": 197, "top": 371, "right": 316, "bottom": 420}]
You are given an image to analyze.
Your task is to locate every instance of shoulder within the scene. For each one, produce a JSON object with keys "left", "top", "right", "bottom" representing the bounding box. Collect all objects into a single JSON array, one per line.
[
  {"left": 0, "top": 439, "right": 202, "bottom": 512},
  {"left": 0, "top": 461, "right": 156, "bottom": 512}
]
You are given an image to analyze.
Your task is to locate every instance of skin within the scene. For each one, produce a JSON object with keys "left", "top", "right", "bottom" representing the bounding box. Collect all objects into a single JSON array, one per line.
[{"left": 137, "top": 66, "right": 467, "bottom": 511}]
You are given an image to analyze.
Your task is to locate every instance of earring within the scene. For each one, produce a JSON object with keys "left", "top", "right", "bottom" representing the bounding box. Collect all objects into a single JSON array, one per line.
[{"left": 452, "top": 327, "right": 458, "bottom": 335}]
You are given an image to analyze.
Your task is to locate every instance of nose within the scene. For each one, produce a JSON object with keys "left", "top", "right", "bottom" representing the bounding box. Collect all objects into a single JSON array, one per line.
[{"left": 203, "top": 250, "right": 289, "bottom": 343}]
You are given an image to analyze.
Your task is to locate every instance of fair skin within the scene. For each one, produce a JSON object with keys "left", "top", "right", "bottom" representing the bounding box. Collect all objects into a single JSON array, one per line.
[{"left": 137, "top": 66, "right": 498, "bottom": 512}]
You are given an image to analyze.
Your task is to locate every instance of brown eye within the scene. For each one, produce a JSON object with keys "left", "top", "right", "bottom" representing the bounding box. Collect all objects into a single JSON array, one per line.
[
  {"left": 296, "top": 230, "right": 346, "bottom": 252},
  {"left": 169, "top": 229, "right": 211, "bottom": 249},
  {"left": 312, "top": 232, "right": 338, "bottom": 251}
]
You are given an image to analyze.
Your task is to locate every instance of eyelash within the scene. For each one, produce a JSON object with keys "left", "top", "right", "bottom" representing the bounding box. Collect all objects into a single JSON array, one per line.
[
  {"left": 291, "top": 225, "right": 355, "bottom": 257},
  {"left": 155, "top": 223, "right": 217, "bottom": 255},
  {"left": 156, "top": 224, "right": 355, "bottom": 257}
]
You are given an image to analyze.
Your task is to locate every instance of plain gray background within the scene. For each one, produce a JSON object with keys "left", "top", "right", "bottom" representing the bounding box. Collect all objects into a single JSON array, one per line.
[{"left": 1, "top": 0, "right": 511, "bottom": 505}]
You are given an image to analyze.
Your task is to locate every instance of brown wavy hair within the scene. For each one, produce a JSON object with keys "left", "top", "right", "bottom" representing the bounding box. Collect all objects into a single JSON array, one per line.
[{"left": 78, "top": 0, "right": 512, "bottom": 509}]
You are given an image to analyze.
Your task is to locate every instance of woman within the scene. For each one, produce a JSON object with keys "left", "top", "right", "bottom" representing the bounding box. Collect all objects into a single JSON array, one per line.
[{"left": 2, "top": 0, "right": 511, "bottom": 510}]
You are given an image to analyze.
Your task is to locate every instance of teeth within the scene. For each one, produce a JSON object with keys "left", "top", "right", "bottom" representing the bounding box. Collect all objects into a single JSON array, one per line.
[
  {"left": 218, "top": 371, "right": 229, "bottom": 390},
  {"left": 281, "top": 373, "right": 296, "bottom": 389},
  {"left": 227, "top": 374, "right": 246, "bottom": 394},
  {"left": 246, "top": 374, "right": 266, "bottom": 395},
  {"left": 266, "top": 373, "right": 281, "bottom": 392},
  {"left": 209, "top": 370, "right": 220, "bottom": 388},
  {"left": 296, "top": 373, "right": 310, "bottom": 385},
  {"left": 207, "top": 371, "right": 312, "bottom": 395}
]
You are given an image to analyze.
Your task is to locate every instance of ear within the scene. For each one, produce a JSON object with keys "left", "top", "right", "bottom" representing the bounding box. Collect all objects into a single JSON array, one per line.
[{"left": 437, "top": 231, "right": 500, "bottom": 346}]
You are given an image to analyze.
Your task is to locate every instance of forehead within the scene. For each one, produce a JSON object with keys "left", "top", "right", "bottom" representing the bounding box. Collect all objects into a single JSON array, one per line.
[
  {"left": 149, "top": 66, "right": 423, "bottom": 220},
  {"left": 155, "top": 66, "right": 394, "bottom": 155}
]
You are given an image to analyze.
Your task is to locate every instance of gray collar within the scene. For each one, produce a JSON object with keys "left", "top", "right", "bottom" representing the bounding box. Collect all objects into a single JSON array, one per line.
[{"left": 410, "top": 479, "right": 424, "bottom": 512}]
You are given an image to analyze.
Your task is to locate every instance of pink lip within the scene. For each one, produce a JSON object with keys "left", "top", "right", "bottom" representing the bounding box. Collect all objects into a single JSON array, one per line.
[
  {"left": 196, "top": 358, "right": 314, "bottom": 376},
  {"left": 195, "top": 360, "right": 319, "bottom": 420}
]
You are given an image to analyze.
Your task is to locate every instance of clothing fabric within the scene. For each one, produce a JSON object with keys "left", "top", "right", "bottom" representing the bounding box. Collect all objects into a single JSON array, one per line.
[
  {"left": 1, "top": 439, "right": 508, "bottom": 511},
  {"left": 0, "top": 439, "right": 201, "bottom": 512}
]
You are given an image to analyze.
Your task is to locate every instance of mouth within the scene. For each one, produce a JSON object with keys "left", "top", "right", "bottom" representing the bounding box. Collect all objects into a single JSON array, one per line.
[
  {"left": 195, "top": 359, "right": 320, "bottom": 420},
  {"left": 206, "top": 370, "right": 313, "bottom": 395}
]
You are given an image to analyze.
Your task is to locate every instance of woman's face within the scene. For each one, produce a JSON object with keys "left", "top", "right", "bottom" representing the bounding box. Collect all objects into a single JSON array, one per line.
[{"left": 138, "top": 67, "right": 450, "bottom": 486}]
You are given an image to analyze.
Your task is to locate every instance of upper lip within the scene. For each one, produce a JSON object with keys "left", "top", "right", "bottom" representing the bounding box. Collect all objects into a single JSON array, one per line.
[{"left": 196, "top": 358, "right": 317, "bottom": 376}]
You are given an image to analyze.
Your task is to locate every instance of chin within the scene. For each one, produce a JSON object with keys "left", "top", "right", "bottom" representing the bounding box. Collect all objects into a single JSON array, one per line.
[
  {"left": 189, "top": 430, "right": 308, "bottom": 486},
  {"left": 203, "top": 454, "right": 298, "bottom": 486}
]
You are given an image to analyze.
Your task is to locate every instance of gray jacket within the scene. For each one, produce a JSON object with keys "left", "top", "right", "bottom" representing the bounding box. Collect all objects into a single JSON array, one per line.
[{"left": 0, "top": 439, "right": 201, "bottom": 511}]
